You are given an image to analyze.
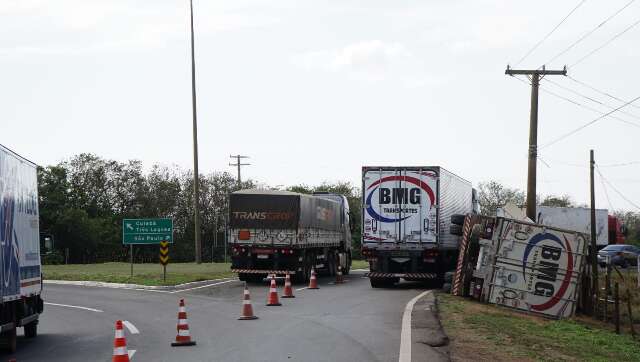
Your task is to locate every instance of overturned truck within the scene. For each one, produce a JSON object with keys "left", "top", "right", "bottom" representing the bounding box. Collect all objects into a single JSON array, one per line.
[{"left": 450, "top": 214, "right": 588, "bottom": 319}]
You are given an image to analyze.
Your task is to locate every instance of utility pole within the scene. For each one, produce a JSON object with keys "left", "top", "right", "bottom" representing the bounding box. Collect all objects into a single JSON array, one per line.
[
  {"left": 189, "top": 0, "right": 202, "bottom": 264},
  {"left": 229, "top": 155, "right": 250, "bottom": 188},
  {"left": 590, "top": 149, "right": 598, "bottom": 314},
  {"left": 505, "top": 65, "right": 567, "bottom": 221}
]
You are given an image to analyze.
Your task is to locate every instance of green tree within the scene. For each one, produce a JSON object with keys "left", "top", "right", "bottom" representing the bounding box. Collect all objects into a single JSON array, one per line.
[{"left": 477, "top": 180, "right": 526, "bottom": 216}]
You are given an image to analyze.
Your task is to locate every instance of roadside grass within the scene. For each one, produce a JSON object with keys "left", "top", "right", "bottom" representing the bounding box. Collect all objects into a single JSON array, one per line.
[
  {"left": 439, "top": 293, "right": 640, "bottom": 362},
  {"left": 43, "top": 262, "right": 234, "bottom": 286},
  {"left": 351, "top": 259, "right": 369, "bottom": 270}
]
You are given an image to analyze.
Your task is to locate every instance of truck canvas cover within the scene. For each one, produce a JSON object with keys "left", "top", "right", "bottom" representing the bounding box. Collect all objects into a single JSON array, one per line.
[
  {"left": 229, "top": 190, "right": 340, "bottom": 231},
  {"left": 0, "top": 144, "right": 41, "bottom": 301},
  {"left": 486, "top": 218, "right": 587, "bottom": 319}
]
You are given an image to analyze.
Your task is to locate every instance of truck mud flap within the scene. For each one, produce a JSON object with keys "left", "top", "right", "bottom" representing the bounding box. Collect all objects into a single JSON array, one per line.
[
  {"left": 365, "top": 272, "right": 437, "bottom": 279},
  {"left": 232, "top": 269, "right": 296, "bottom": 275},
  {"left": 18, "top": 314, "right": 38, "bottom": 327}
]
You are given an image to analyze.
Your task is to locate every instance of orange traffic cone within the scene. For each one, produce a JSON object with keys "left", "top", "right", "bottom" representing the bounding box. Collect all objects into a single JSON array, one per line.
[
  {"left": 281, "top": 272, "right": 295, "bottom": 298},
  {"left": 112, "top": 320, "right": 130, "bottom": 362},
  {"left": 171, "top": 299, "right": 197, "bottom": 347},
  {"left": 266, "top": 278, "right": 282, "bottom": 306},
  {"left": 239, "top": 283, "right": 258, "bottom": 320},
  {"left": 308, "top": 268, "right": 319, "bottom": 289},
  {"left": 335, "top": 266, "right": 344, "bottom": 284}
]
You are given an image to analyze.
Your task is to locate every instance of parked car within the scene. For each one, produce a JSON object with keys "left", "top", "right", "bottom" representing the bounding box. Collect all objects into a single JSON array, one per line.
[{"left": 597, "top": 244, "right": 640, "bottom": 268}]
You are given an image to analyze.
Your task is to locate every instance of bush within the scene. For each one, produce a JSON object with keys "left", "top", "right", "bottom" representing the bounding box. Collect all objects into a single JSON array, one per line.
[{"left": 42, "top": 251, "right": 65, "bottom": 265}]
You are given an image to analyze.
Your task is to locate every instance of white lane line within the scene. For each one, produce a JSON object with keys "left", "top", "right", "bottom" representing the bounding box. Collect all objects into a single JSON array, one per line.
[
  {"left": 352, "top": 268, "right": 368, "bottom": 272},
  {"left": 399, "top": 290, "right": 431, "bottom": 362},
  {"left": 295, "top": 287, "right": 308, "bottom": 291},
  {"left": 171, "top": 279, "right": 238, "bottom": 293},
  {"left": 129, "top": 350, "right": 136, "bottom": 359},
  {"left": 123, "top": 320, "right": 140, "bottom": 334},
  {"left": 44, "top": 302, "right": 103, "bottom": 313}
]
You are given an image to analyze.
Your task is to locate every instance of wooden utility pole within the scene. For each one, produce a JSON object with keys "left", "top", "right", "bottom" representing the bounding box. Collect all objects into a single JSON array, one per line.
[
  {"left": 505, "top": 65, "right": 567, "bottom": 221},
  {"left": 590, "top": 149, "right": 598, "bottom": 313},
  {"left": 229, "top": 155, "right": 250, "bottom": 188},
  {"left": 190, "top": 0, "right": 202, "bottom": 264}
]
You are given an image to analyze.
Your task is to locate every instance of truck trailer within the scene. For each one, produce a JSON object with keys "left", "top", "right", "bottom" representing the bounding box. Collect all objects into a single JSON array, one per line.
[
  {"left": 229, "top": 190, "right": 352, "bottom": 282},
  {"left": 361, "top": 166, "right": 474, "bottom": 288},
  {"left": 0, "top": 144, "right": 44, "bottom": 352}
]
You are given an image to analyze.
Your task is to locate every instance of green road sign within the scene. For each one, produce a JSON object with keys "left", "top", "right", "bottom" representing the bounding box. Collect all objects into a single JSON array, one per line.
[{"left": 122, "top": 218, "right": 173, "bottom": 245}]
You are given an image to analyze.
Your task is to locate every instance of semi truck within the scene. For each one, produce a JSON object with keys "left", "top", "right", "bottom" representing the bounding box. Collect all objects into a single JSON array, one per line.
[
  {"left": 0, "top": 144, "right": 44, "bottom": 352},
  {"left": 361, "top": 166, "right": 475, "bottom": 288},
  {"left": 229, "top": 189, "right": 353, "bottom": 282}
]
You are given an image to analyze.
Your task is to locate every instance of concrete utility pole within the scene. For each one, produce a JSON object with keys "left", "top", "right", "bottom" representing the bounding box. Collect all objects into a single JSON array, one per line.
[
  {"left": 229, "top": 155, "right": 250, "bottom": 188},
  {"left": 590, "top": 149, "right": 598, "bottom": 314},
  {"left": 505, "top": 65, "right": 567, "bottom": 221},
  {"left": 190, "top": 0, "right": 202, "bottom": 264}
]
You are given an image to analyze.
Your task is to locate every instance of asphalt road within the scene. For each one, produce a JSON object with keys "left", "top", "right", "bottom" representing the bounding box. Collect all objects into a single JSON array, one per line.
[{"left": 3, "top": 271, "right": 438, "bottom": 362}]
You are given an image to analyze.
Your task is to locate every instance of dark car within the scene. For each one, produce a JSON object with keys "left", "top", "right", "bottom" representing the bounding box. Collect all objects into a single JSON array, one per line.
[{"left": 597, "top": 244, "right": 640, "bottom": 268}]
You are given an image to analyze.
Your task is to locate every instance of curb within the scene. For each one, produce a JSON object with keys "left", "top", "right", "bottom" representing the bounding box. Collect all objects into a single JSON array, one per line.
[
  {"left": 44, "top": 277, "right": 237, "bottom": 291},
  {"left": 411, "top": 291, "right": 450, "bottom": 362}
]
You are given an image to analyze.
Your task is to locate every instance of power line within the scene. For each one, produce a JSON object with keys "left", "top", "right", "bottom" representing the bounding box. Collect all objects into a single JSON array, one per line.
[
  {"left": 571, "top": 16, "right": 640, "bottom": 67},
  {"left": 545, "top": 0, "right": 636, "bottom": 66},
  {"left": 544, "top": 78, "right": 640, "bottom": 121},
  {"left": 540, "top": 93, "right": 640, "bottom": 148},
  {"left": 567, "top": 75, "right": 640, "bottom": 111},
  {"left": 599, "top": 161, "right": 640, "bottom": 167},
  {"left": 595, "top": 164, "right": 615, "bottom": 211},
  {"left": 597, "top": 166, "right": 640, "bottom": 210},
  {"left": 514, "top": 0, "right": 587, "bottom": 66}
]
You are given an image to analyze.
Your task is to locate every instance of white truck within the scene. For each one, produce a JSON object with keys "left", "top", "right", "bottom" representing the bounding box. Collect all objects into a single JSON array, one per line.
[
  {"left": 0, "top": 144, "right": 44, "bottom": 352},
  {"left": 361, "top": 166, "right": 475, "bottom": 287}
]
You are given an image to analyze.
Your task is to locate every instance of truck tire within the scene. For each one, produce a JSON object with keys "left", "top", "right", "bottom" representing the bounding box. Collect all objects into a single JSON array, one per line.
[
  {"left": 3, "top": 327, "right": 16, "bottom": 353},
  {"left": 343, "top": 253, "right": 351, "bottom": 275},
  {"left": 444, "top": 271, "right": 455, "bottom": 283},
  {"left": 449, "top": 224, "right": 463, "bottom": 236},
  {"left": 24, "top": 320, "right": 37, "bottom": 338},
  {"left": 370, "top": 278, "right": 385, "bottom": 288},
  {"left": 442, "top": 282, "right": 452, "bottom": 293},
  {"left": 451, "top": 214, "right": 466, "bottom": 226}
]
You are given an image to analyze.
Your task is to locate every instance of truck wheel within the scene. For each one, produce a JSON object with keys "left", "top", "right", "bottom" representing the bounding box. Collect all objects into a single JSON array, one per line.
[
  {"left": 24, "top": 320, "right": 37, "bottom": 338},
  {"left": 450, "top": 224, "right": 463, "bottom": 236},
  {"left": 3, "top": 327, "right": 16, "bottom": 353},
  {"left": 370, "top": 278, "right": 384, "bottom": 288},
  {"left": 451, "top": 214, "right": 466, "bottom": 226},
  {"left": 238, "top": 273, "right": 249, "bottom": 282},
  {"left": 343, "top": 254, "right": 351, "bottom": 275}
]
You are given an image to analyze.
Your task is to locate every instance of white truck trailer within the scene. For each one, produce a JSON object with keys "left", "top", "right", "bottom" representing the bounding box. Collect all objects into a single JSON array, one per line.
[
  {"left": 361, "top": 166, "right": 474, "bottom": 287},
  {"left": 0, "top": 144, "right": 44, "bottom": 352}
]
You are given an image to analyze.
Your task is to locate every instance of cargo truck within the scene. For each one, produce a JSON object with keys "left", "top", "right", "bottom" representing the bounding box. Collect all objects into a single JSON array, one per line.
[
  {"left": 0, "top": 144, "right": 44, "bottom": 352},
  {"left": 229, "top": 190, "right": 352, "bottom": 282},
  {"left": 361, "top": 166, "right": 475, "bottom": 288}
]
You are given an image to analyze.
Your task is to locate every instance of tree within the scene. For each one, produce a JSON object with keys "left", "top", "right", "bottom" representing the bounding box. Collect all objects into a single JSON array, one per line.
[
  {"left": 477, "top": 180, "right": 526, "bottom": 216},
  {"left": 540, "top": 195, "right": 574, "bottom": 208}
]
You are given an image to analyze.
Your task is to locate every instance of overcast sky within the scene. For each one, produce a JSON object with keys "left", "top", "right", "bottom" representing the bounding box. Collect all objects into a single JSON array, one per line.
[{"left": 2, "top": 0, "right": 640, "bottom": 210}]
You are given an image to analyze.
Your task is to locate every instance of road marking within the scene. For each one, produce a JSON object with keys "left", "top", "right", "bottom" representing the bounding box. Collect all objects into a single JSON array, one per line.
[
  {"left": 171, "top": 279, "right": 238, "bottom": 293},
  {"left": 129, "top": 350, "right": 136, "bottom": 359},
  {"left": 399, "top": 290, "right": 431, "bottom": 362},
  {"left": 123, "top": 320, "right": 140, "bottom": 334},
  {"left": 352, "top": 268, "right": 368, "bottom": 272},
  {"left": 295, "top": 287, "right": 308, "bottom": 291},
  {"left": 44, "top": 302, "right": 103, "bottom": 313}
]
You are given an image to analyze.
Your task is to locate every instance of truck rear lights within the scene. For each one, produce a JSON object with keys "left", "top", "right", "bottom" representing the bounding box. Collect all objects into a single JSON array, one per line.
[
  {"left": 279, "top": 249, "right": 294, "bottom": 255},
  {"left": 423, "top": 249, "right": 438, "bottom": 263},
  {"left": 238, "top": 230, "right": 250, "bottom": 240}
]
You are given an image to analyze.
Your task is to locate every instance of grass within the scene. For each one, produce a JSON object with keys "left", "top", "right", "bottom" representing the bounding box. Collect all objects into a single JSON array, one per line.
[
  {"left": 439, "top": 293, "right": 640, "bottom": 362},
  {"left": 43, "top": 262, "right": 234, "bottom": 286},
  {"left": 351, "top": 259, "right": 369, "bottom": 270}
]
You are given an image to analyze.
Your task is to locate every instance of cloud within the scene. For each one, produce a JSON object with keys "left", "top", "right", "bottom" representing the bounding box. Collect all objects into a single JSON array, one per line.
[{"left": 292, "top": 40, "right": 433, "bottom": 86}]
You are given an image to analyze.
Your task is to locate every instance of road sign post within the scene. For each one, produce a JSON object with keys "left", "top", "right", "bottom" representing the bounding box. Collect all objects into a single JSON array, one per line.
[
  {"left": 123, "top": 218, "right": 173, "bottom": 279},
  {"left": 160, "top": 241, "right": 170, "bottom": 282}
]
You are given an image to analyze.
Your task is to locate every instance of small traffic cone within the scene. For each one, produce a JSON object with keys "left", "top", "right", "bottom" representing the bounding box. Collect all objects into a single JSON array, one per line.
[
  {"left": 238, "top": 283, "right": 258, "bottom": 320},
  {"left": 266, "top": 278, "right": 282, "bottom": 306},
  {"left": 308, "top": 268, "right": 319, "bottom": 289},
  {"left": 281, "top": 272, "right": 295, "bottom": 298},
  {"left": 112, "top": 320, "right": 130, "bottom": 362},
  {"left": 171, "top": 299, "right": 196, "bottom": 347},
  {"left": 335, "top": 266, "right": 344, "bottom": 284}
]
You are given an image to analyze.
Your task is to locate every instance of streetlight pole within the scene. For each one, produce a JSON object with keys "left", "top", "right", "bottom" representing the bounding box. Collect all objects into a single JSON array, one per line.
[{"left": 189, "top": 0, "right": 202, "bottom": 264}]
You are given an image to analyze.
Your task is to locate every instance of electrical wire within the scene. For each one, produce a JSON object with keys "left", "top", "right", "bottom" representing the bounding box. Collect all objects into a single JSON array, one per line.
[
  {"left": 596, "top": 164, "right": 615, "bottom": 211},
  {"left": 571, "top": 17, "right": 640, "bottom": 67},
  {"left": 545, "top": 0, "right": 636, "bottom": 66},
  {"left": 567, "top": 75, "right": 640, "bottom": 111},
  {"left": 514, "top": 0, "right": 587, "bottom": 66},
  {"left": 599, "top": 161, "right": 640, "bottom": 167},
  {"left": 596, "top": 166, "right": 640, "bottom": 210},
  {"left": 540, "top": 93, "right": 640, "bottom": 148},
  {"left": 544, "top": 78, "right": 640, "bottom": 121}
]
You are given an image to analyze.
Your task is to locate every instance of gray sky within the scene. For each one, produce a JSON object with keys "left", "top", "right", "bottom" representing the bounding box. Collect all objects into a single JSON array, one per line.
[{"left": 2, "top": 0, "right": 640, "bottom": 211}]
